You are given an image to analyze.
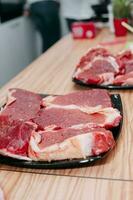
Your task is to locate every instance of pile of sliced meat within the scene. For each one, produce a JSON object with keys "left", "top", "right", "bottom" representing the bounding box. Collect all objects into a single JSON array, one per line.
[
  {"left": 0, "top": 88, "right": 121, "bottom": 161},
  {"left": 73, "top": 46, "right": 133, "bottom": 86}
]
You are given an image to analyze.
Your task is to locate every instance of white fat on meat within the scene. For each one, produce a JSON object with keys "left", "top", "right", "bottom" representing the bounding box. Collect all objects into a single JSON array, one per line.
[
  {"left": 103, "top": 56, "right": 120, "bottom": 73},
  {"left": 71, "top": 107, "right": 120, "bottom": 128},
  {"left": 70, "top": 123, "right": 98, "bottom": 129},
  {"left": 73, "top": 68, "right": 82, "bottom": 79},
  {"left": 74, "top": 56, "right": 120, "bottom": 78},
  {"left": 0, "top": 90, "right": 16, "bottom": 114},
  {"left": 88, "top": 56, "right": 120, "bottom": 72},
  {"left": 41, "top": 96, "right": 56, "bottom": 107},
  {"left": 40, "top": 104, "right": 121, "bottom": 128},
  {"left": 98, "top": 107, "right": 121, "bottom": 127},
  {"left": 114, "top": 72, "right": 133, "bottom": 85},
  {"left": 29, "top": 132, "right": 94, "bottom": 161},
  {"left": 44, "top": 125, "right": 58, "bottom": 131},
  {"left": 70, "top": 107, "right": 121, "bottom": 128},
  {"left": 45, "top": 104, "right": 103, "bottom": 114},
  {"left": 122, "top": 78, "right": 133, "bottom": 85},
  {"left": 99, "top": 73, "right": 114, "bottom": 85},
  {"left": 5, "top": 89, "right": 16, "bottom": 107}
]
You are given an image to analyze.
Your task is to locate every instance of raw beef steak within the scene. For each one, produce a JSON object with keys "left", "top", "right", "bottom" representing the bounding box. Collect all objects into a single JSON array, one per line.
[
  {"left": 113, "top": 50, "right": 133, "bottom": 85},
  {"left": 114, "top": 72, "right": 133, "bottom": 85},
  {"left": 116, "top": 50, "right": 133, "bottom": 74},
  {"left": 73, "top": 47, "right": 121, "bottom": 85},
  {"left": 29, "top": 126, "right": 115, "bottom": 161},
  {"left": 77, "top": 46, "right": 111, "bottom": 69},
  {"left": 1, "top": 88, "right": 42, "bottom": 121},
  {"left": 42, "top": 89, "right": 112, "bottom": 108},
  {"left": 0, "top": 115, "right": 36, "bottom": 159},
  {"left": 33, "top": 107, "right": 121, "bottom": 130}
]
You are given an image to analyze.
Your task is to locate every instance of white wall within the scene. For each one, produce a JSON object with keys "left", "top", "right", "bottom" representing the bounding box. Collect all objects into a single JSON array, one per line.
[
  {"left": 0, "top": 10, "right": 68, "bottom": 87},
  {"left": 0, "top": 16, "right": 40, "bottom": 86}
]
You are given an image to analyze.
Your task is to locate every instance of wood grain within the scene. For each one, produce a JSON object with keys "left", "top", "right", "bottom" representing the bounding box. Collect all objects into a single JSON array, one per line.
[
  {"left": 0, "top": 28, "right": 133, "bottom": 199},
  {"left": 0, "top": 170, "right": 133, "bottom": 200}
]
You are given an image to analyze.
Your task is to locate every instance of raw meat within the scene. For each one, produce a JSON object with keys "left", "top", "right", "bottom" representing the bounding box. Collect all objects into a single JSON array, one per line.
[
  {"left": 73, "top": 46, "right": 121, "bottom": 85},
  {"left": 114, "top": 50, "right": 133, "bottom": 85},
  {"left": 125, "top": 60, "right": 133, "bottom": 74},
  {"left": 29, "top": 126, "right": 115, "bottom": 161},
  {"left": 77, "top": 46, "right": 112, "bottom": 69},
  {"left": 0, "top": 115, "right": 36, "bottom": 159},
  {"left": 75, "top": 69, "right": 115, "bottom": 85},
  {"left": 1, "top": 88, "right": 42, "bottom": 121},
  {"left": 42, "top": 89, "right": 112, "bottom": 108},
  {"left": 33, "top": 107, "right": 121, "bottom": 130},
  {"left": 0, "top": 88, "right": 122, "bottom": 162},
  {"left": 114, "top": 72, "right": 133, "bottom": 85},
  {"left": 116, "top": 50, "right": 133, "bottom": 74}
]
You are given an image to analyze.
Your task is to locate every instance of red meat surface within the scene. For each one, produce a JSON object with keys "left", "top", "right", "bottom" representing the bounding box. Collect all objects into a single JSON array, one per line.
[
  {"left": 32, "top": 127, "right": 115, "bottom": 149},
  {"left": 1, "top": 88, "right": 42, "bottom": 121},
  {"left": 74, "top": 47, "right": 121, "bottom": 85},
  {"left": 114, "top": 72, "right": 133, "bottom": 85},
  {"left": 0, "top": 115, "right": 35, "bottom": 158},
  {"left": 42, "top": 89, "right": 112, "bottom": 108},
  {"left": 33, "top": 107, "right": 121, "bottom": 130},
  {"left": 77, "top": 46, "right": 111, "bottom": 69},
  {"left": 116, "top": 50, "right": 133, "bottom": 74},
  {"left": 29, "top": 126, "right": 115, "bottom": 161}
]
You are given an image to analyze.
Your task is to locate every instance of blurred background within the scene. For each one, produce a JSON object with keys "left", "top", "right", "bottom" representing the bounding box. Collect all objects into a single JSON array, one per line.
[{"left": 0, "top": 0, "right": 132, "bottom": 86}]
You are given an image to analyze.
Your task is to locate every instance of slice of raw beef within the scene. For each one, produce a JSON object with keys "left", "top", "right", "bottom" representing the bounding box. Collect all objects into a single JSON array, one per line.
[
  {"left": 33, "top": 107, "right": 121, "bottom": 130},
  {"left": 42, "top": 89, "right": 112, "bottom": 108},
  {"left": 116, "top": 50, "right": 133, "bottom": 74},
  {"left": 75, "top": 69, "right": 115, "bottom": 85},
  {"left": 28, "top": 126, "right": 115, "bottom": 161},
  {"left": 1, "top": 88, "right": 42, "bottom": 121},
  {"left": 114, "top": 72, "right": 133, "bottom": 85},
  {"left": 0, "top": 115, "right": 36, "bottom": 159},
  {"left": 73, "top": 47, "right": 121, "bottom": 85},
  {"left": 76, "top": 46, "right": 112, "bottom": 69},
  {"left": 114, "top": 50, "right": 133, "bottom": 85}
]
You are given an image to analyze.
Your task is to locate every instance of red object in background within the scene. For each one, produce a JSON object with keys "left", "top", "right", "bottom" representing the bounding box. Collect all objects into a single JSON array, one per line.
[
  {"left": 71, "top": 22, "right": 96, "bottom": 39},
  {"left": 113, "top": 18, "right": 128, "bottom": 37}
]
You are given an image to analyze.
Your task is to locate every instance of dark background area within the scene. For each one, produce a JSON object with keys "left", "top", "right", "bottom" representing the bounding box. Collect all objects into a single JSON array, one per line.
[
  {"left": 0, "top": 0, "right": 110, "bottom": 23},
  {"left": 0, "top": 0, "right": 25, "bottom": 23}
]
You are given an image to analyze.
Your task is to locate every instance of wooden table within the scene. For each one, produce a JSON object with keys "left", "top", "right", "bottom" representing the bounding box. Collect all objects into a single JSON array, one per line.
[{"left": 0, "top": 29, "right": 133, "bottom": 200}]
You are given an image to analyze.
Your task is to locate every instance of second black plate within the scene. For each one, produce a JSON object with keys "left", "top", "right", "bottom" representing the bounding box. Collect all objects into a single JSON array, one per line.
[{"left": 73, "top": 77, "right": 133, "bottom": 90}]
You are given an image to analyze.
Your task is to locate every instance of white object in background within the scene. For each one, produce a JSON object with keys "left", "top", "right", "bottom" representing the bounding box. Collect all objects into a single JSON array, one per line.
[
  {"left": 121, "top": 21, "right": 133, "bottom": 33},
  {"left": 108, "top": 4, "right": 114, "bottom": 33},
  {"left": 0, "top": 17, "right": 40, "bottom": 86},
  {"left": 0, "top": 187, "right": 4, "bottom": 200},
  {"left": 60, "top": 0, "right": 99, "bottom": 20}
]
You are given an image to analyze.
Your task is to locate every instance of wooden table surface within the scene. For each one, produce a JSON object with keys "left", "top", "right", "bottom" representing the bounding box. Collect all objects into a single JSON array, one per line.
[{"left": 0, "top": 28, "right": 133, "bottom": 200}]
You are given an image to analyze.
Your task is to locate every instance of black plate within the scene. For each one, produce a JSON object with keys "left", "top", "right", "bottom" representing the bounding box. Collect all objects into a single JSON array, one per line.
[
  {"left": 73, "top": 77, "right": 133, "bottom": 90},
  {"left": 0, "top": 94, "right": 123, "bottom": 169}
]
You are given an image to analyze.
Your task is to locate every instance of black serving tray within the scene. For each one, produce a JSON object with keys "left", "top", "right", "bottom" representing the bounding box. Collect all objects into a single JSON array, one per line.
[
  {"left": 0, "top": 93, "right": 123, "bottom": 169},
  {"left": 73, "top": 77, "right": 133, "bottom": 90}
]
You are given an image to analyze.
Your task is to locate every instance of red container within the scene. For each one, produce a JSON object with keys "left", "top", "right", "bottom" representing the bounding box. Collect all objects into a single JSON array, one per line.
[
  {"left": 71, "top": 22, "right": 96, "bottom": 39},
  {"left": 113, "top": 18, "right": 128, "bottom": 37}
]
